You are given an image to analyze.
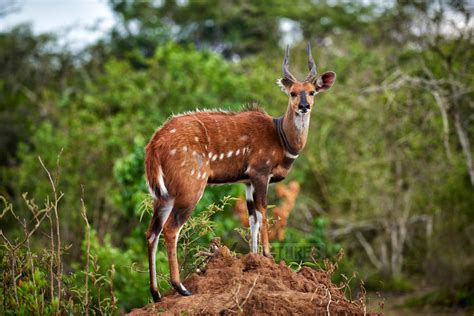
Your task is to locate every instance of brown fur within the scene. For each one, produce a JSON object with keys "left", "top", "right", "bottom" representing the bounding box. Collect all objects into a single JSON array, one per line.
[
  {"left": 144, "top": 45, "right": 336, "bottom": 302},
  {"left": 145, "top": 109, "right": 284, "bottom": 202}
]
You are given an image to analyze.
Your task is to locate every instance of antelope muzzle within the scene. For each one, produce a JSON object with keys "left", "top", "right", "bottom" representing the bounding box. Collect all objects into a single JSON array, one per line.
[{"left": 298, "top": 91, "right": 310, "bottom": 114}]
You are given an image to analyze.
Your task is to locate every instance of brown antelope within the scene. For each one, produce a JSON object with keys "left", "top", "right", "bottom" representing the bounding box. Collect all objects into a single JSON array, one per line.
[{"left": 144, "top": 43, "right": 336, "bottom": 301}]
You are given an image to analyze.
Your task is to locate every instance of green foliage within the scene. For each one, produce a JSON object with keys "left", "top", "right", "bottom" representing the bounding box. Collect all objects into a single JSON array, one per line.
[
  {"left": 2, "top": 0, "right": 474, "bottom": 312},
  {"left": 0, "top": 25, "right": 76, "bottom": 168},
  {"left": 364, "top": 274, "right": 415, "bottom": 293},
  {"left": 9, "top": 41, "right": 256, "bottom": 257},
  {"left": 0, "top": 186, "right": 117, "bottom": 314},
  {"left": 178, "top": 196, "right": 234, "bottom": 275},
  {"left": 113, "top": 136, "right": 148, "bottom": 220},
  {"left": 0, "top": 161, "right": 240, "bottom": 313},
  {"left": 76, "top": 230, "right": 150, "bottom": 312}
]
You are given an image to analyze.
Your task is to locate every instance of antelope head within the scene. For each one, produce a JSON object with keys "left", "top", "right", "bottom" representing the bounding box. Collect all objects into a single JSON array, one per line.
[{"left": 277, "top": 43, "right": 336, "bottom": 116}]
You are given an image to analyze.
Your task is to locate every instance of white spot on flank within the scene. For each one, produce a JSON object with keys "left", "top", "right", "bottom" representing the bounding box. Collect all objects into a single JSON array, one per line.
[
  {"left": 202, "top": 172, "right": 207, "bottom": 179},
  {"left": 157, "top": 166, "right": 168, "bottom": 197},
  {"left": 208, "top": 152, "right": 213, "bottom": 158},
  {"left": 258, "top": 149, "right": 262, "bottom": 154},
  {"left": 192, "top": 150, "right": 197, "bottom": 156},
  {"left": 194, "top": 136, "right": 199, "bottom": 142},
  {"left": 170, "top": 129, "right": 176, "bottom": 133},
  {"left": 227, "top": 151, "right": 233, "bottom": 158},
  {"left": 235, "top": 149, "right": 240, "bottom": 156},
  {"left": 219, "top": 153, "right": 224, "bottom": 160},
  {"left": 272, "top": 150, "right": 276, "bottom": 156},
  {"left": 206, "top": 160, "right": 209, "bottom": 165},
  {"left": 197, "top": 171, "right": 201, "bottom": 179},
  {"left": 180, "top": 161, "right": 186, "bottom": 167},
  {"left": 182, "top": 146, "right": 188, "bottom": 152},
  {"left": 170, "top": 149, "right": 177, "bottom": 155},
  {"left": 212, "top": 154, "right": 218, "bottom": 161},
  {"left": 191, "top": 169, "right": 195, "bottom": 176},
  {"left": 266, "top": 160, "right": 270, "bottom": 165},
  {"left": 240, "top": 135, "right": 249, "bottom": 141}
]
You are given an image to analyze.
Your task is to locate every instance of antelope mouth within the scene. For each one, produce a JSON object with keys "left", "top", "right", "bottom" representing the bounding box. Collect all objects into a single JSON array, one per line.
[{"left": 296, "top": 109, "right": 310, "bottom": 115}]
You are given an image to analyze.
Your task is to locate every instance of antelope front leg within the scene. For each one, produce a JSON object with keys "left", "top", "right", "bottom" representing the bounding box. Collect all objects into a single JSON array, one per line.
[
  {"left": 251, "top": 176, "right": 272, "bottom": 257},
  {"left": 245, "top": 184, "right": 261, "bottom": 253}
]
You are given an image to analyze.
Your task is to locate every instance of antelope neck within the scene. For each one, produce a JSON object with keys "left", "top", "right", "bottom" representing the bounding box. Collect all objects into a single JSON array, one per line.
[{"left": 273, "top": 116, "right": 300, "bottom": 157}]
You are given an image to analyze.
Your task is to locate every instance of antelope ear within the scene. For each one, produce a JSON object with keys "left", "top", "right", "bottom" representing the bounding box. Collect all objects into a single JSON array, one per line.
[
  {"left": 313, "top": 71, "right": 336, "bottom": 92},
  {"left": 276, "top": 78, "right": 294, "bottom": 95}
]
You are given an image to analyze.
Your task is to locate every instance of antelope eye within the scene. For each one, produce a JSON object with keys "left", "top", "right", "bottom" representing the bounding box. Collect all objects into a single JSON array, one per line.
[
  {"left": 309, "top": 91, "right": 316, "bottom": 96},
  {"left": 290, "top": 92, "right": 297, "bottom": 97}
]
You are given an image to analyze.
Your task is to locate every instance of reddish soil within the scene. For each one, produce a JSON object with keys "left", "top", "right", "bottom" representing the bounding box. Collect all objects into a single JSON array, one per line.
[{"left": 129, "top": 246, "right": 382, "bottom": 315}]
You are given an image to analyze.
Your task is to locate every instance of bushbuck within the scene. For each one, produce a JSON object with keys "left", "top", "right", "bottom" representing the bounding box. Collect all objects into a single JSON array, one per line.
[{"left": 144, "top": 43, "right": 336, "bottom": 301}]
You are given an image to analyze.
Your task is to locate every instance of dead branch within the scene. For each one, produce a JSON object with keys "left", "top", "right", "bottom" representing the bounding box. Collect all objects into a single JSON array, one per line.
[
  {"left": 453, "top": 107, "right": 474, "bottom": 186},
  {"left": 355, "top": 232, "right": 382, "bottom": 270},
  {"left": 330, "top": 220, "right": 381, "bottom": 238},
  {"left": 432, "top": 91, "right": 452, "bottom": 160}
]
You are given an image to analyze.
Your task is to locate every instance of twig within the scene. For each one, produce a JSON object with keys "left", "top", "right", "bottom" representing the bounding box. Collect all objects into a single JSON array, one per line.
[
  {"left": 231, "top": 283, "right": 242, "bottom": 312},
  {"left": 310, "top": 284, "right": 326, "bottom": 302},
  {"left": 25, "top": 227, "right": 40, "bottom": 312},
  {"left": 241, "top": 275, "right": 259, "bottom": 309},
  {"left": 0, "top": 196, "right": 13, "bottom": 219},
  {"left": 108, "top": 264, "right": 117, "bottom": 312},
  {"left": 9, "top": 254, "right": 19, "bottom": 304},
  {"left": 39, "top": 156, "right": 63, "bottom": 309},
  {"left": 325, "top": 286, "right": 332, "bottom": 316},
  {"left": 193, "top": 250, "right": 214, "bottom": 257},
  {"left": 231, "top": 275, "right": 259, "bottom": 313},
  {"left": 80, "top": 188, "right": 91, "bottom": 316},
  {"left": 48, "top": 211, "right": 55, "bottom": 303}
]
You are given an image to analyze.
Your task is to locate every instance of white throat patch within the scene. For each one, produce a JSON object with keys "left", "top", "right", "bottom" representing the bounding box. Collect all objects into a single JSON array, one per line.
[{"left": 294, "top": 113, "right": 310, "bottom": 132}]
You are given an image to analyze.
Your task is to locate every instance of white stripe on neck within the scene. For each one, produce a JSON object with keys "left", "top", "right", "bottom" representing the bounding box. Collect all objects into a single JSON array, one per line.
[{"left": 284, "top": 151, "right": 299, "bottom": 159}]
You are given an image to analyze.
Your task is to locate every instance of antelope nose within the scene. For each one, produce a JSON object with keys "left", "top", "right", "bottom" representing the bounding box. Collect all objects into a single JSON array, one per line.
[{"left": 298, "top": 103, "right": 310, "bottom": 113}]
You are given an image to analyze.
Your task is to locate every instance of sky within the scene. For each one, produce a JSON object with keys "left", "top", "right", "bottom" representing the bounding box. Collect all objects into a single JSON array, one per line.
[
  {"left": 1, "top": 0, "right": 472, "bottom": 50},
  {"left": 0, "top": 0, "right": 115, "bottom": 49}
]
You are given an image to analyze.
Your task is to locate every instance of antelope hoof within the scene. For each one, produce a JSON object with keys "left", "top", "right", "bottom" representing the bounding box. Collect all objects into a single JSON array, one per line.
[
  {"left": 263, "top": 251, "right": 273, "bottom": 259},
  {"left": 151, "top": 289, "right": 161, "bottom": 302},
  {"left": 173, "top": 282, "right": 192, "bottom": 296}
]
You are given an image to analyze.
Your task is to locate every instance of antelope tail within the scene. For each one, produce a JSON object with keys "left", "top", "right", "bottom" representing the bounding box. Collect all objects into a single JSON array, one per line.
[{"left": 145, "top": 145, "right": 168, "bottom": 199}]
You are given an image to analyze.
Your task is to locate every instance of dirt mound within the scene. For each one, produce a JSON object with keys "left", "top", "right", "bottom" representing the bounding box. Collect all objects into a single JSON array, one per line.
[{"left": 129, "top": 246, "right": 381, "bottom": 315}]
